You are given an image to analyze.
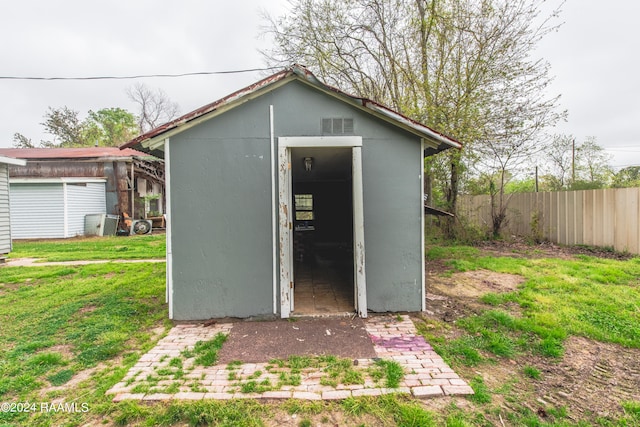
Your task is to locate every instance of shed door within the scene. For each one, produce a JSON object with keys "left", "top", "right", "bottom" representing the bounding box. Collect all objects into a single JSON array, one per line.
[
  {"left": 278, "top": 146, "right": 294, "bottom": 317},
  {"left": 278, "top": 136, "right": 366, "bottom": 318}
]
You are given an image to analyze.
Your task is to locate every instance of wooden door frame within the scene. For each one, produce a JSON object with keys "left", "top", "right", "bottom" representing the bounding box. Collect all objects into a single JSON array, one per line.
[{"left": 277, "top": 136, "right": 366, "bottom": 318}]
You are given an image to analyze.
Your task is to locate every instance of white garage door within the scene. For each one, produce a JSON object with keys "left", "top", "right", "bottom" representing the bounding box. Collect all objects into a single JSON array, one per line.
[{"left": 10, "top": 180, "right": 106, "bottom": 239}]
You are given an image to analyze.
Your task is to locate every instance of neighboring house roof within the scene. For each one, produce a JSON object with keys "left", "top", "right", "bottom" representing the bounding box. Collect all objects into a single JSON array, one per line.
[
  {"left": 121, "top": 64, "right": 462, "bottom": 155},
  {"left": 0, "top": 155, "right": 26, "bottom": 166},
  {"left": 0, "top": 147, "right": 155, "bottom": 161}
]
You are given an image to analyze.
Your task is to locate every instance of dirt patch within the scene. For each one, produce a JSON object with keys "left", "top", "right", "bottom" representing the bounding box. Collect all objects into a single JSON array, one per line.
[
  {"left": 461, "top": 336, "right": 640, "bottom": 422},
  {"left": 431, "top": 270, "right": 523, "bottom": 299},
  {"left": 424, "top": 241, "right": 640, "bottom": 423},
  {"left": 40, "top": 366, "right": 100, "bottom": 395},
  {"left": 534, "top": 336, "right": 640, "bottom": 419},
  {"left": 0, "top": 279, "right": 34, "bottom": 294},
  {"left": 78, "top": 305, "right": 98, "bottom": 315},
  {"left": 266, "top": 409, "right": 385, "bottom": 426},
  {"left": 426, "top": 270, "right": 525, "bottom": 322},
  {"left": 46, "top": 344, "right": 75, "bottom": 360},
  {"left": 475, "top": 239, "right": 636, "bottom": 261},
  {"left": 217, "top": 317, "right": 377, "bottom": 364},
  {"left": 39, "top": 358, "right": 122, "bottom": 396}
]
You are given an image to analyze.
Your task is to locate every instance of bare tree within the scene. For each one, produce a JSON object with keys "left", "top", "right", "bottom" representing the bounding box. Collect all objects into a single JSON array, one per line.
[
  {"left": 543, "top": 134, "right": 575, "bottom": 190},
  {"left": 473, "top": 62, "right": 565, "bottom": 235},
  {"left": 541, "top": 135, "right": 613, "bottom": 190},
  {"left": 263, "top": 0, "right": 565, "bottom": 237},
  {"left": 574, "top": 136, "right": 613, "bottom": 188},
  {"left": 127, "top": 84, "right": 180, "bottom": 133}
]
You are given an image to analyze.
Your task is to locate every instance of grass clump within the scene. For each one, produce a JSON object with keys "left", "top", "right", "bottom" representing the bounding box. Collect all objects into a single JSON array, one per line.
[
  {"left": 343, "top": 395, "right": 436, "bottom": 426},
  {"left": 468, "top": 376, "right": 491, "bottom": 404},
  {"left": 182, "top": 333, "right": 227, "bottom": 367},
  {"left": 369, "top": 359, "right": 404, "bottom": 388},
  {"left": 47, "top": 369, "right": 74, "bottom": 386},
  {"left": 239, "top": 379, "right": 273, "bottom": 394},
  {"left": 321, "top": 357, "right": 364, "bottom": 387},
  {"left": 278, "top": 372, "right": 301, "bottom": 386},
  {"left": 287, "top": 355, "right": 315, "bottom": 372},
  {"left": 522, "top": 365, "right": 541, "bottom": 380},
  {"left": 621, "top": 401, "right": 640, "bottom": 424}
]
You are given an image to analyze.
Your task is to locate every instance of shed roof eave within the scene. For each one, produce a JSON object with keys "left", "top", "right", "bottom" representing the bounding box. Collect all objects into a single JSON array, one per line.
[
  {"left": 123, "top": 64, "right": 462, "bottom": 154},
  {"left": 363, "top": 102, "right": 461, "bottom": 150},
  {"left": 124, "top": 73, "right": 297, "bottom": 151},
  {"left": 290, "top": 67, "right": 461, "bottom": 151},
  {"left": 137, "top": 76, "right": 299, "bottom": 153}
]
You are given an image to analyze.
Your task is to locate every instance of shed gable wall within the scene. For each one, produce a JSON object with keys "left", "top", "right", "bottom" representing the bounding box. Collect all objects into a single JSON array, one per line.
[{"left": 169, "top": 80, "right": 423, "bottom": 319}]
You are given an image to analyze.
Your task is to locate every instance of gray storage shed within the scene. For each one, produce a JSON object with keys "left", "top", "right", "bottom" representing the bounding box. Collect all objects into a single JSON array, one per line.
[
  {"left": 123, "top": 65, "right": 461, "bottom": 320},
  {"left": 0, "top": 155, "right": 26, "bottom": 259}
]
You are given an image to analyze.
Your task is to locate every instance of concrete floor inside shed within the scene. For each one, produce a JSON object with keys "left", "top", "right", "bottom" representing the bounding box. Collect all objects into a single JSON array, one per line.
[{"left": 292, "top": 257, "right": 353, "bottom": 315}]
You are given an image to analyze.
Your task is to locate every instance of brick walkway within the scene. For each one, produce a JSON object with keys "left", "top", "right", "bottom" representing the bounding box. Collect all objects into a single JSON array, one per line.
[{"left": 107, "top": 315, "right": 473, "bottom": 401}]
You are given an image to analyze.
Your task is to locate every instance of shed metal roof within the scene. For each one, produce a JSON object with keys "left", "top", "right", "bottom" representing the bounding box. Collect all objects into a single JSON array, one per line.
[{"left": 121, "top": 64, "right": 462, "bottom": 155}]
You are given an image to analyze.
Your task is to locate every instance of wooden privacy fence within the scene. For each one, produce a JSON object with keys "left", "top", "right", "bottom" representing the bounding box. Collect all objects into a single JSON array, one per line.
[{"left": 458, "top": 188, "right": 640, "bottom": 255}]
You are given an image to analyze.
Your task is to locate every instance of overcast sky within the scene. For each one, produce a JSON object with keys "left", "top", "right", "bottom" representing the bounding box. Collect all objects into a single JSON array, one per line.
[{"left": 1, "top": 0, "right": 638, "bottom": 170}]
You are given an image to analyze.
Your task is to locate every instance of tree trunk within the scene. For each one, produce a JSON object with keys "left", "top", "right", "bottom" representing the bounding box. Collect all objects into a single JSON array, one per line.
[{"left": 444, "top": 151, "right": 461, "bottom": 238}]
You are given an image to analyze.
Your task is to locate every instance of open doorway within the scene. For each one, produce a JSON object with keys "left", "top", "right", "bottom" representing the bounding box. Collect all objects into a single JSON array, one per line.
[{"left": 290, "top": 147, "right": 354, "bottom": 315}]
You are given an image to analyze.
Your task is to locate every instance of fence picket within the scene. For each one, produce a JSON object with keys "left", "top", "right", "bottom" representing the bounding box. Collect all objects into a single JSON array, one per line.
[{"left": 458, "top": 187, "right": 640, "bottom": 254}]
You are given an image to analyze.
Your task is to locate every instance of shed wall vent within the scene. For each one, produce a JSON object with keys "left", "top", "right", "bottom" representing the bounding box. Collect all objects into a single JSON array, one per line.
[{"left": 322, "top": 118, "right": 354, "bottom": 135}]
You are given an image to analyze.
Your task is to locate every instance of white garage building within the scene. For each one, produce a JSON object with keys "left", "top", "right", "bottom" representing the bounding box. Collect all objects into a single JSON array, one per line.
[{"left": 9, "top": 178, "right": 106, "bottom": 239}]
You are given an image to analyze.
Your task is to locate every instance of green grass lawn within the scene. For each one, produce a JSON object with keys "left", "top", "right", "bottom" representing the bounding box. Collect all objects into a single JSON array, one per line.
[
  {"left": 418, "top": 244, "right": 640, "bottom": 426},
  {"left": 0, "top": 236, "right": 639, "bottom": 426},
  {"left": 426, "top": 247, "right": 640, "bottom": 353},
  {"left": 0, "top": 261, "right": 169, "bottom": 426},
  {"left": 10, "top": 234, "right": 166, "bottom": 261}
]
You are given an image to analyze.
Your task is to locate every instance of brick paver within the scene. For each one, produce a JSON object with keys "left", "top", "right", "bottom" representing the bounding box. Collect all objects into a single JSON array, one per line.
[{"left": 107, "top": 315, "right": 473, "bottom": 401}]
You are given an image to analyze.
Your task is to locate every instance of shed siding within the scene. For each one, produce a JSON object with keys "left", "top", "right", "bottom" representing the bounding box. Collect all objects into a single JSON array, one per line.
[
  {"left": 169, "top": 137, "right": 273, "bottom": 320},
  {"left": 361, "top": 137, "right": 422, "bottom": 312},
  {"left": 66, "top": 182, "right": 107, "bottom": 237},
  {"left": 0, "top": 164, "right": 11, "bottom": 254},
  {"left": 10, "top": 183, "right": 65, "bottom": 239},
  {"left": 169, "top": 80, "right": 424, "bottom": 319}
]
